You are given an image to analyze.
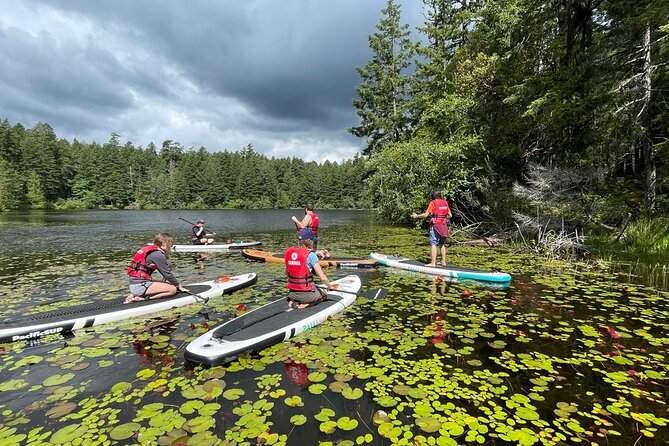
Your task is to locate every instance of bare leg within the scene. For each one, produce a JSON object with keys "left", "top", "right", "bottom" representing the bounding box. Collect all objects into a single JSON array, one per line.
[
  {"left": 440, "top": 244, "right": 447, "bottom": 266},
  {"left": 427, "top": 245, "right": 437, "bottom": 267},
  {"left": 144, "top": 282, "right": 178, "bottom": 300}
]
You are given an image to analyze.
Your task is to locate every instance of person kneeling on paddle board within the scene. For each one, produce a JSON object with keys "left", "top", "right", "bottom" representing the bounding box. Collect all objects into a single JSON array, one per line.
[
  {"left": 125, "top": 233, "right": 189, "bottom": 304},
  {"left": 411, "top": 190, "right": 452, "bottom": 267},
  {"left": 191, "top": 219, "right": 215, "bottom": 245},
  {"left": 285, "top": 229, "right": 331, "bottom": 309}
]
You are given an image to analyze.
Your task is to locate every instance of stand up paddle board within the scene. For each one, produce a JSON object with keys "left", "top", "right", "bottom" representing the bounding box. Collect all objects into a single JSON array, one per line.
[
  {"left": 241, "top": 249, "right": 378, "bottom": 269},
  {"left": 185, "top": 275, "right": 363, "bottom": 366},
  {"left": 172, "top": 241, "right": 262, "bottom": 252},
  {"left": 0, "top": 273, "right": 258, "bottom": 344},
  {"left": 370, "top": 253, "right": 512, "bottom": 283}
]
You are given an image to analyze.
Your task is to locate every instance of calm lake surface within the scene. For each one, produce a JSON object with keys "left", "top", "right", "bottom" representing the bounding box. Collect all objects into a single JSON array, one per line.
[{"left": 0, "top": 210, "right": 667, "bottom": 445}]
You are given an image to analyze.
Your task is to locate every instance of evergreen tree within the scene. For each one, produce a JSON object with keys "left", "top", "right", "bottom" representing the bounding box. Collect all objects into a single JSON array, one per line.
[{"left": 349, "top": 0, "right": 416, "bottom": 155}]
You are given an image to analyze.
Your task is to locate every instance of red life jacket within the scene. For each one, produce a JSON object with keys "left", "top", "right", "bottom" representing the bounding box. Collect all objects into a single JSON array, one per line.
[
  {"left": 285, "top": 247, "right": 314, "bottom": 291},
  {"left": 309, "top": 212, "right": 320, "bottom": 235},
  {"left": 430, "top": 199, "right": 450, "bottom": 224},
  {"left": 127, "top": 244, "right": 161, "bottom": 280}
]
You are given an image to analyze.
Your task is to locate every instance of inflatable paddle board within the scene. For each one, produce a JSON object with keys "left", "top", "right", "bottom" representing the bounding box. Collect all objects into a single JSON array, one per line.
[
  {"left": 370, "top": 253, "right": 512, "bottom": 283},
  {"left": 0, "top": 273, "right": 258, "bottom": 344},
  {"left": 185, "top": 275, "right": 363, "bottom": 366},
  {"left": 241, "top": 249, "right": 378, "bottom": 269},
  {"left": 172, "top": 241, "right": 261, "bottom": 252}
]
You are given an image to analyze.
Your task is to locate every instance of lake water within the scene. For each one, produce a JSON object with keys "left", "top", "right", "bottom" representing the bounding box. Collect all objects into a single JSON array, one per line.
[{"left": 0, "top": 210, "right": 667, "bottom": 445}]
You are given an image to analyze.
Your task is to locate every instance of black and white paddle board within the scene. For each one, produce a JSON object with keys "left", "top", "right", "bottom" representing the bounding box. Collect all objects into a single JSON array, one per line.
[
  {"left": 172, "top": 241, "right": 262, "bottom": 252},
  {"left": 0, "top": 273, "right": 257, "bottom": 344},
  {"left": 185, "top": 275, "right": 362, "bottom": 366}
]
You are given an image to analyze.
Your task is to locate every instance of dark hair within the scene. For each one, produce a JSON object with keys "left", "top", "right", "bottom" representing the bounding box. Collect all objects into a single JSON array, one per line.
[
  {"left": 305, "top": 203, "right": 315, "bottom": 211},
  {"left": 432, "top": 190, "right": 443, "bottom": 199}
]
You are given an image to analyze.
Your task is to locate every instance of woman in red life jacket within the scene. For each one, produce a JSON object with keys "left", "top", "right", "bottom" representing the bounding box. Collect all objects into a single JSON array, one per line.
[
  {"left": 285, "top": 229, "right": 331, "bottom": 309},
  {"left": 291, "top": 203, "right": 321, "bottom": 250},
  {"left": 411, "top": 190, "right": 452, "bottom": 267},
  {"left": 191, "top": 218, "right": 214, "bottom": 245},
  {"left": 125, "top": 233, "right": 189, "bottom": 304}
]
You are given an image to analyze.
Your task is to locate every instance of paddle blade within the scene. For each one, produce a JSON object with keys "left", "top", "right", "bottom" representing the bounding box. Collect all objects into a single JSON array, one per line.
[{"left": 360, "top": 288, "right": 388, "bottom": 300}]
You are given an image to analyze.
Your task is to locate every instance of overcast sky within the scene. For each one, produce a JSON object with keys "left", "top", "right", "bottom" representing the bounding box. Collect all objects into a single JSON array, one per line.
[{"left": 0, "top": 1, "right": 424, "bottom": 162}]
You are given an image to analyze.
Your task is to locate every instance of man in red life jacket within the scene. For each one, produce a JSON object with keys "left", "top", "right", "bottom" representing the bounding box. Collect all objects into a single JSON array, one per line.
[
  {"left": 291, "top": 203, "right": 320, "bottom": 250},
  {"left": 285, "top": 229, "right": 331, "bottom": 309},
  {"left": 411, "top": 190, "right": 452, "bottom": 267},
  {"left": 125, "top": 233, "right": 189, "bottom": 304}
]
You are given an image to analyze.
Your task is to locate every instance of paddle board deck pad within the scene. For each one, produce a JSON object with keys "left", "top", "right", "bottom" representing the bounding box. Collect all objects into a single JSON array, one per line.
[
  {"left": 0, "top": 273, "right": 258, "bottom": 344},
  {"left": 172, "top": 241, "right": 261, "bottom": 252},
  {"left": 185, "top": 275, "right": 362, "bottom": 366},
  {"left": 241, "top": 249, "right": 378, "bottom": 269},
  {"left": 370, "top": 253, "right": 512, "bottom": 283}
]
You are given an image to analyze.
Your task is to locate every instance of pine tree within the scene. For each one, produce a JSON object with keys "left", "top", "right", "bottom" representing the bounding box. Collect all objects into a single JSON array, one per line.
[{"left": 349, "top": 0, "right": 416, "bottom": 155}]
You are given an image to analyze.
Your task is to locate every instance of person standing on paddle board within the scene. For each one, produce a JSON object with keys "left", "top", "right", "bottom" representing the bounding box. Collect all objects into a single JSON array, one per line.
[
  {"left": 411, "top": 191, "right": 452, "bottom": 267},
  {"left": 285, "top": 229, "right": 331, "bottom": 309},
  {"left": 291, "top": 203, "right": 320, "bottom": 248},
  {"left": 291, "top": 204, "right": 330, "bottom": 258},
  {"left": 191, "top": 219, "right": 215, "bottom": 245},
  {"left": 125, "top": 233, "right": 189, "bottom": 304}
]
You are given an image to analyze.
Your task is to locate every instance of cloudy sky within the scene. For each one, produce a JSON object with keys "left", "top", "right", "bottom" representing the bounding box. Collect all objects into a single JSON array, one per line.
[{"left": 0, "top": 1, "right": 424, "bottom": 162}]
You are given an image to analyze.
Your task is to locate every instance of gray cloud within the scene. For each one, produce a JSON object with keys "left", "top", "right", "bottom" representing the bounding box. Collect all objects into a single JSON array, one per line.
[{"left": 0, "top": 0, "right": 422, "bottom": 162}]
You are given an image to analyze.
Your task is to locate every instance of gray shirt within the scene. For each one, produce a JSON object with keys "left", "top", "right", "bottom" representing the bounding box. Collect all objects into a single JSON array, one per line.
[{"left": 129, "top": 250, "right": 179, "bottom": 286}]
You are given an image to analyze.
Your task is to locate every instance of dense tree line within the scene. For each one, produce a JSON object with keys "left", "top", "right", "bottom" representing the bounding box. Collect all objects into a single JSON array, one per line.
[
  {"left": 354, "top": 0, "right": 668, "bottom": 233},
  {"left": 0, "top": 121, "right": 369, "bottom": 210}
]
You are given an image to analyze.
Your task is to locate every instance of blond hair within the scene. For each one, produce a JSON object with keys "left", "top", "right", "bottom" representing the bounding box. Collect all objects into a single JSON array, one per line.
[
  {"left": 153, "top": 233, "right": 175, "bottom": 250},
  {"left": 298, "top": 239, "right": 314, "bottom": 249}
]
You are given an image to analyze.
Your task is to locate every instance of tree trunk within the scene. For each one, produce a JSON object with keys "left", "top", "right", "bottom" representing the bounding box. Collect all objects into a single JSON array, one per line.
[{"left": 640, "top": 22, "right": 656, "bottom": 210}]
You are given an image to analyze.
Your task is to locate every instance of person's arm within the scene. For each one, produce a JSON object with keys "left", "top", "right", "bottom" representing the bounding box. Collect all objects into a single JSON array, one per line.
[
  {"left": 311, "top": 263, "right": 331, "bottom": 289},
  {"left": 195, "top": 227, "right": 205, "bottom": 237},
  {"left": 147, "top": 251, "right": 180, "bottom": 287},
  {"left": 291, "top": 215, "right": 311, "bottom": 229},
  {"left": 411, "top": 206, "right": 431, "bottom": 219},
  {"left": 307, "top": 252, "right": 330, "bottom": 288}
]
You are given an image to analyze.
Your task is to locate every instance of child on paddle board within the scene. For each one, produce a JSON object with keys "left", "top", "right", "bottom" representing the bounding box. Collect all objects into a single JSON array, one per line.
[
  {"left": 285, "top": 229, "right": 332, "bottom": 309},
  {"left": 191, "top": 219, "right": 215, "bottom": 245},
  {"left": 411, "top": 191, "right": 452, "bottom": 267},
  {"left": 125, "top": 233, "right": 189, "bottom": 303}
]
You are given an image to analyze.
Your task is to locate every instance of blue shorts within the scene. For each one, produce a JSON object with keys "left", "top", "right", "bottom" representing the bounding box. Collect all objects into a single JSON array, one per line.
[{"left": 429, "top": 227, "right": 446, "bottom": 246}]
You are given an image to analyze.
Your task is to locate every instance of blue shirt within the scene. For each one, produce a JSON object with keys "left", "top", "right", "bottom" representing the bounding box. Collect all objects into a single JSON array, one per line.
[{"left": 306, "top": 252, "right": 319, "bottom": 271}]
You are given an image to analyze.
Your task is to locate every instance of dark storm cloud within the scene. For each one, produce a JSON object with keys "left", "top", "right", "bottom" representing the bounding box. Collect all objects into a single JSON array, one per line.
[{"left": 0, "top": 0, "right": 423, "bottom": 160}]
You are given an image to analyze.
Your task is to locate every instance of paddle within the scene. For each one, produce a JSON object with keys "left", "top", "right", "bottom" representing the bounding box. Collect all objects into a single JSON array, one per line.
[
  {"left": 316, "top": 285, "right": 388, "bottom": 300},
  {"left": 178, "top": 217, "right": 218, "bottom": 237},
  {"left": 183, "top": 289, "right": 209, "bottom": 304},
  {"left": 213, "top": 286, "right": 388, "bottom": 338}
]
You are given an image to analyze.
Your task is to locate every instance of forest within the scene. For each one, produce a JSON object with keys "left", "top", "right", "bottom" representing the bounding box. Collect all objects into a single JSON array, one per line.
[
  {"left": 0, "top": 122, "right": 368, "bottom": 211},
  {"left": 351, "top": 0, "right": 668, "bottom": 256}
]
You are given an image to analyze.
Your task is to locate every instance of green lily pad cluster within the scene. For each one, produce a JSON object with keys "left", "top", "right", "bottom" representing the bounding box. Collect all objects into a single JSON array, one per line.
[{"left": 1, "top": 224, "right": 668, "bottom": 445}]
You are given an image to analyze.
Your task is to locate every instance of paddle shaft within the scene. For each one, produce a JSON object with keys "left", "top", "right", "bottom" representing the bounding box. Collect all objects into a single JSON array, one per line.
[
  {"left": 179, "top": 217, "right": 218, "bottom": 236},
  {"left": 316, "top": 285, "right": 387, "bottom": 300},
  {"left": 185, "top": 289, "right": 209, "bottom": 304}
]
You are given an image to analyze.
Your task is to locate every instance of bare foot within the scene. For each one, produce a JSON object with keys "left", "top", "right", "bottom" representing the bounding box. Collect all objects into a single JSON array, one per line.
[
  {"left": 297, "top": 303, "right": 309, "bottom": 309},
  {"left": 124, "top": 295, "right": 144, "bottom": 304},
  {"left": 425, "top": 263, "right": 437, "bottom": 267}
]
